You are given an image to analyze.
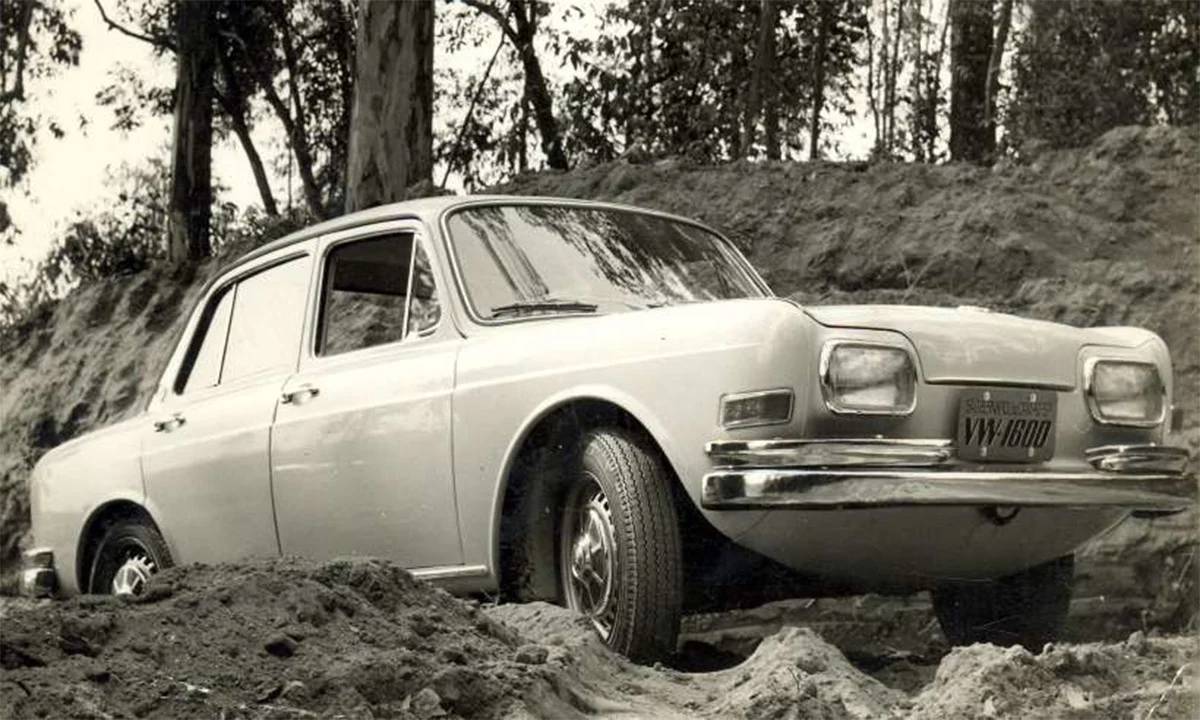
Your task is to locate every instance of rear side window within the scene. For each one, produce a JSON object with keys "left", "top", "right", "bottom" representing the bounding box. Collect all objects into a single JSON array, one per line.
[
  {"left": 174, "top": 256, "right": 311, "bottom": 393},
  {"left": 181, "top": 287, "right": 234, "bottom": 394},
  {"left": 222, "top": 257, "right": 311, "bottom": 382},
  {"left": 318, "top": 234, "right": 441, "bottom": 356}
]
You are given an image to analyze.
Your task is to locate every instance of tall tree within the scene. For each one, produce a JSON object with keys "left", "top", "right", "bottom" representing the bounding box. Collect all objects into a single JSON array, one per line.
[
  {"left": 345, "top": 0, "right": 434, "bottom": 213},
  {"left": 462, "top": 0, "right": 568, "bottom": 170},
  {"left": 1007, "top": 0, "right": 1198, "bottom": 150},
  {"left": 906, "top": 0, "right": 949, "bottom": 162},
  {"left": 96, "top": 0, "right": 357, "bottom": 219},
  {"left": 741, "top": 0, "right": 779, "bottom": 159},
  {"left": 982, "top": 0, "right": 1013, "bottom": 140},
  {"left": 808, "top": 0, "right": 832, "bottom": 160},
  {"left": 167, "top": 0, "right": 216, "bottom": 262},
  {"left": 948, "top": 0, "right": 992, "bottom": 162}
]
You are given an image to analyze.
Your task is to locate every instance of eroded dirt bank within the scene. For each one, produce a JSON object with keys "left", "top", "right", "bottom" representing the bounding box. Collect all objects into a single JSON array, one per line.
[
  {"left": 3, "top": 125, "right": 1197, "bottom": 608},
  {"left": 0, "top": 126, "right": 1197, "bottom": 717},
  {"left": 2, "top": 560, "right": 1196, "bottom": 719}
]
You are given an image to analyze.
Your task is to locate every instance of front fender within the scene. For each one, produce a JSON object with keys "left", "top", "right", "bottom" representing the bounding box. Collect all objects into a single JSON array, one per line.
[{"left": 452, "top": 298, "right": 818, "bottom": 577}]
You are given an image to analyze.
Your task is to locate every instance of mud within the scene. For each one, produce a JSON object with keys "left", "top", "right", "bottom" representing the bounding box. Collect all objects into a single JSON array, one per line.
[{"left": 1, "top": 559, "right": 1196, "bottom": 719}]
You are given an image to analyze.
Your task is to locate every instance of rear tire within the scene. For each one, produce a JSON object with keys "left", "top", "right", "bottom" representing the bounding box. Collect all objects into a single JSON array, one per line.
[
  {"left": 558, "top": 428, "right": 683, "bottom": 662},
  {"left": 88, "top": 516, "right": 173, "bottom": 596},
  {"left": 932, "top": 555, "right": 1074, "bottom": 651}
]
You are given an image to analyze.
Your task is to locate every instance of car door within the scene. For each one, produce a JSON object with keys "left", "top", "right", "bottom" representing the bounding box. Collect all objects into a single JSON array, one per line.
[
  {"left": 270, "top": 223, "right": 464, "bottom": 569},
  {"left": 142, "top": 249, "right": 313, "bottom": 564}
]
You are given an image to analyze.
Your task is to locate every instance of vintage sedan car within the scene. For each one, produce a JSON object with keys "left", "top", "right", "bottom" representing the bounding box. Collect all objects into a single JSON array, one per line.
[{"left": 23, "top": 196, "right": 1194, "bottom": 660}]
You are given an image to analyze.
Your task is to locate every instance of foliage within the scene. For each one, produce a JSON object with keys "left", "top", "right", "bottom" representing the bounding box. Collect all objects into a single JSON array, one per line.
[
  {"left": 555, "top": 0, "right": 866, "bottom": 163},
  {"left": 435, "top": 1, "right": 536, "bottom": 189},
  {"left": 438, "top": 0, "right": 868, "bottom": 172},
  {"left": 0, "top": 154, "right": 313, "bottom": 332},
  {"left": 95, "top": 0, "right": 356, "bottom": 218},
  {"left": 0, "top": 0, "right": 81, "bottom": 243},
  {"left": 0, "top": 0, "right": 81, "bottom": 187},
  {"left": 1005, "top": 0, "right": 1200, "bottom": 152},
  {"left": 0, "top": 158, "right": 165, "bottom": 330}
]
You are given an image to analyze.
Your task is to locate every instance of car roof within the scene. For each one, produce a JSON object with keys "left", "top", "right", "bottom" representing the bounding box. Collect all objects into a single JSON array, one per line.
[{"left": 235, "top": 194, "right": 705, "bottom": 270}]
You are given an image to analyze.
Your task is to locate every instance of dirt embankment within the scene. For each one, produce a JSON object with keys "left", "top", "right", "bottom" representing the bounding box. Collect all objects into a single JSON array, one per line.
[
  {"left": 0, "top": 126, "right": 1196, "bottom": 718},
  {"left": 3, "top": 125, "right": 1197, "bottom": 595},
  {"left": 1, "top": 560, "right": 1195, "bottom": 719}
]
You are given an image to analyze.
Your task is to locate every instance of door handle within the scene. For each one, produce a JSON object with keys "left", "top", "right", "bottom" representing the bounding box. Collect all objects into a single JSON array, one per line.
[
  {"left": 281, "top": 385, "right": 320, "bottom": 405},
  {"left": 153, "top": 413, "right": 186, "bottom": 433}
]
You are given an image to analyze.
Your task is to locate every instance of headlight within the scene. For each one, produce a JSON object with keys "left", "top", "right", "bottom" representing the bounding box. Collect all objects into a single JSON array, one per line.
[
  {"left": 720, "top": 389, "right": 794, "bottom": 429},
  {"left": 1085, "top": 359, "right": 1165, "bottom": 426},
  {"left": 820, "top": 341, "right": 917, "bottom": 415}
]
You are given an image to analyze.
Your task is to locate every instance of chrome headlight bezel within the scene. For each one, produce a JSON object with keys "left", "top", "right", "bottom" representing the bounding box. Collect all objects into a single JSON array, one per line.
[
  {"left": 1083, "top": 358, "right": 1166, "bottom": 428},
  {"left": 819, "top": 340, "right": 918, "bottom": 416}
]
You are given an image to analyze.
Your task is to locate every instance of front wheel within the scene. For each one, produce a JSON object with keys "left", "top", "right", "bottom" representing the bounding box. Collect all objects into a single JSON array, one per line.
[
  {"left": 88, "top": 516, "right": 173, "bottom": 596},
  {"left": 932, "top": 555, "right": 1074, "bottom": 651},
  {"left": 558, "top": 429, "right": 683, "bottom": 662}
]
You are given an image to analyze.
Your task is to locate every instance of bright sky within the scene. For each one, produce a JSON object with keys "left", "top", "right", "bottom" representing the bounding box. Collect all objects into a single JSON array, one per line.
[{"left": 1, "top": 0, "right": 887, "bottom": 287}]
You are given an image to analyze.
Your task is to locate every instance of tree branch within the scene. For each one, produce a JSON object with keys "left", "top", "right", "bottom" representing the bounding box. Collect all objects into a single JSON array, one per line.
[
  {"left": 441, "top": 34, "right": 507, "bottom": 188},
  {"left": 93, "top": 0, "right": 175, "bottom": 52},
  {"left": 461, "top": 0, "right": 519, "bottom": 42}
]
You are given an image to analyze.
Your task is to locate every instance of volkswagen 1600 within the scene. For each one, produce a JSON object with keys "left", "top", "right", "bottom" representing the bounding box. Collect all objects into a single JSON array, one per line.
[{"left": 23, "top": 197, "right": 1194, "bottom": 660}]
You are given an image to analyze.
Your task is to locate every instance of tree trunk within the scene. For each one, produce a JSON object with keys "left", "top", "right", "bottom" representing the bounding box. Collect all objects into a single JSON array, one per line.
[
  {"left": 258, "top": 81, "right": 325, "bottom": 218},
  {"left": 886, "top": 0, "right": 906, "bottom": 151},
  {"left": 221, "top": 94, "right": 278, "bottom": 217},
  {"left": 216, "top": 47, "right": 277, "bottom": 217},
  {"left": 167, "top": 0, "right": 216, "bottom": 263},
  {"left": 867, "top": 10, "right": 880, "bottom": 154},
  {"left": 345, "top": 0, "right": 434, "bottom": 214},
  {"left": 508, "top": 2, "right": 567, "bottom": 171},
  {"left": 949, "top": 0, "right": 993, "bottom": 162},
  {"left": 928, "top": 4, "right": 950, "bottom": 161},
  {"left": 809, "top": 1, "right": 831, "bottom": 161},
  {"left": 984, "top": 0, "right": 1014, "bottom": 143},
  {"left": 515, "top": 42, "right": 568, "bottom": 170},
  {"left": 741, "top": 0, "right": 778, "bottom": 158}
]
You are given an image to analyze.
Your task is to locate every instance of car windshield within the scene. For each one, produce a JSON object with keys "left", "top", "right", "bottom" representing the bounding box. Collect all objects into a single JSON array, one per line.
[{"left": 445, "top": 204, "right": 765, "bottom": 320}]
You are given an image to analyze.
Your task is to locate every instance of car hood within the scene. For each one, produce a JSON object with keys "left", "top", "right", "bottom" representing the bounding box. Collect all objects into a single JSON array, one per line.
[{"left": 803, "top": 304, "right": 1156, "bottom": 390}]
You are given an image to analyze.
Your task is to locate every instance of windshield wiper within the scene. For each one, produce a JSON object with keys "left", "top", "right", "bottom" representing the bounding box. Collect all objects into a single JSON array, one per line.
[{"left": 488, "top": 299, "right": 599, "bottom": 318}]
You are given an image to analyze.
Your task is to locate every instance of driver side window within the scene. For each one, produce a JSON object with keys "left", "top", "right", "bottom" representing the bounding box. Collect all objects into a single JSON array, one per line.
[{"left": 317, "top": 234, "right": 441, "bottom": 356}]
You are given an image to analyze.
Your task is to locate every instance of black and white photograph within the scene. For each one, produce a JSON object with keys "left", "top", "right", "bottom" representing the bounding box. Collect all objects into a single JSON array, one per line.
[{"left": 0, "top": 0, "right": 1197, "bottom": 717}]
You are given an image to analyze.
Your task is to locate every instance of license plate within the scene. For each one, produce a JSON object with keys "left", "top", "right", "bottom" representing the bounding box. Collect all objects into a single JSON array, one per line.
[{"left": 957, "top": 388, "right": 1056, "bottom": 463}]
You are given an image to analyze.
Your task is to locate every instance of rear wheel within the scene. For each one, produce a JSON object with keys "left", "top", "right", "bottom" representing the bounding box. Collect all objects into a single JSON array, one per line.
[
  {"left": 932, "top": 555, "right": 1074, "bottom": 651},
  {"left": 88, "top": 517, "right": 173, "bottom": 596},
  {"left": 558, "top": 429, "right": 683, "bottom": 662}
]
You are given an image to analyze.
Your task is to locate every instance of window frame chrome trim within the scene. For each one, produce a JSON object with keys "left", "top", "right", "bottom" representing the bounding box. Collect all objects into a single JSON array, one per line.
[
  {"left": 717, "top": 388, "right": 795, "bottom": 430},
  {"left": 818, "top": 339, "right": 919, "bottom": 416},
  {"left": 1082, "top": 357, "right": 1167, "bottom": 428}
]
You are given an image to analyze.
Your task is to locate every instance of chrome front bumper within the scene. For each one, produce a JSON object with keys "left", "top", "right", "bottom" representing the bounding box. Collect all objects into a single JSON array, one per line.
[
  {"left": 20, "top": 548, "right": 57, "bottom": 597},
  {"left": 701, "top": 439, "right": 1195, "bottom": 511}
]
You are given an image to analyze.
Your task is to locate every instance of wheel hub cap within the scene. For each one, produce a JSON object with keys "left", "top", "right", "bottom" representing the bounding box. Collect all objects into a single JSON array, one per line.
[
  {"left": 565, "top": 482, "right": 617, "bottom": 638},
  {"left": 111, "top": 553, "right": 156, "bottom": 596}
]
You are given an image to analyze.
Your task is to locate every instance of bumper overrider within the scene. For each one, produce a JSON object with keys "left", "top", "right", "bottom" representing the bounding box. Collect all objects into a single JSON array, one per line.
[
  {"left": 701, "top": 439, "right": 1196, "bottom": 511},
  {"left": 19, "top": 547, "right": 57, "bottom": 598}
]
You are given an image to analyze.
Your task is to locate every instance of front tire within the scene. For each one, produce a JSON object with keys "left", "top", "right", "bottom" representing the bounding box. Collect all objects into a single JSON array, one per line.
[
  {"left": 932, "top": 555, "right": 1074, "bottom": 651},
  {"left": 88, "top": 516, "right": 173, "bottom": 596},
  {"left": 558, "top": 429, "right": 683, "bottom": 662}
]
